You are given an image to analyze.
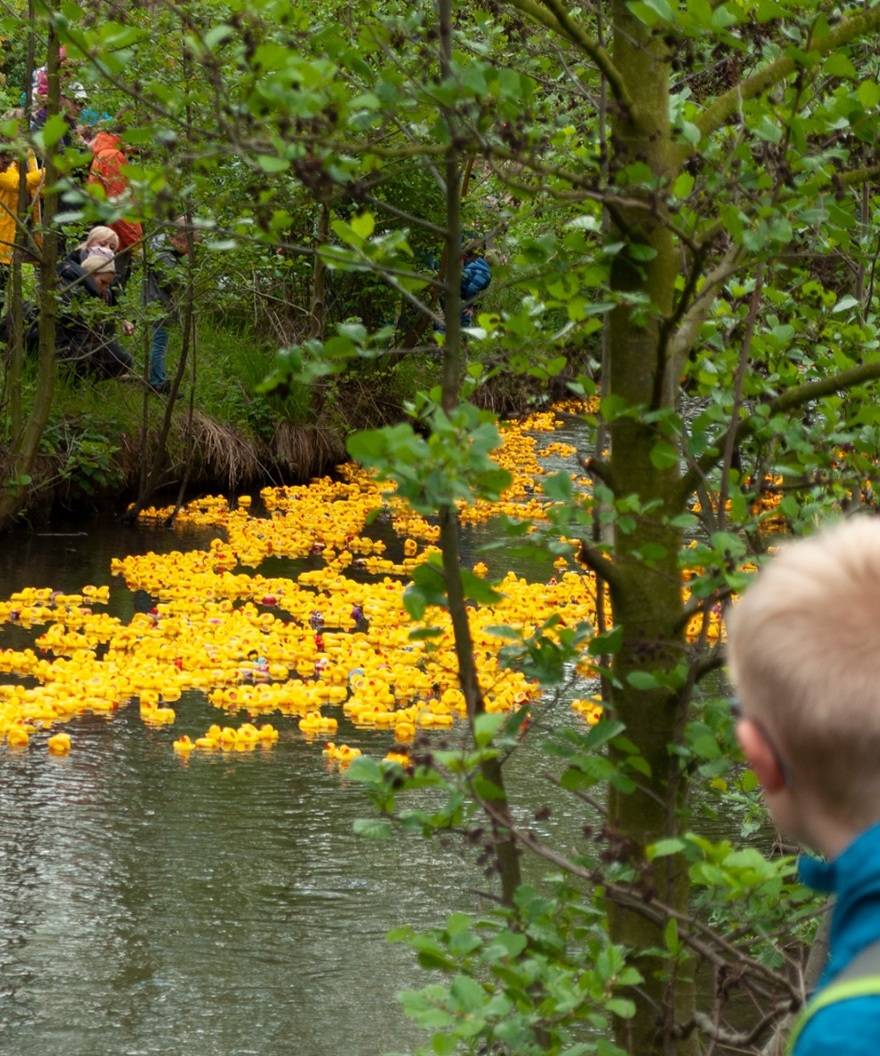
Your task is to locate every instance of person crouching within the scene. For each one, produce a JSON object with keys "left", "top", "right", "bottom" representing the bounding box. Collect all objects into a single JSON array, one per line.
[{"left": 56, "top": 246, "right": 132, "bottom": 378}]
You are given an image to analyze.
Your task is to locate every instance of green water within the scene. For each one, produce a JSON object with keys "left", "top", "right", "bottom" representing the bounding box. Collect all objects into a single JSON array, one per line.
[{"left": 0, "top": 512, "right": 588, "bottom": 1056}]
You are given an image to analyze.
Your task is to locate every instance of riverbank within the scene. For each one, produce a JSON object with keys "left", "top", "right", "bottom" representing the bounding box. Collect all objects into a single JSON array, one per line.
[{"left": 6, "top": 319, "right": 585, "bottom": 525}]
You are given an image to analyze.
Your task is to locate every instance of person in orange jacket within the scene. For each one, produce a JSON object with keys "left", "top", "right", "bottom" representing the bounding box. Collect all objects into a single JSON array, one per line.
[
  {"left": 0, "top": 147, "right": 43, "bottom": 311},
  {"left": 86, "top": 127, "right": 143, "bottom": 286}
]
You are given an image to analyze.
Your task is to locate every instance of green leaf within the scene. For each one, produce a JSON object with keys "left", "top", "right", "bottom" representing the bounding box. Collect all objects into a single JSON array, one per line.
[
  {"left": 825, "top": 52, "right": 857, "bottom": 80},
  {"left": 351, "top": 212, "right": 375, "bottom": 239},
  {"left": 450, "top": 974, "right": 485, "bottom": 1013},
  {"left": 596, "top": 1040, "right": 631, "bottom": 1056},
  {"left": 664, "top": 917, "right": 680, "bottom": 954},
  {"left": 606, "top": 997, "right": 636, "bottom": 1019},
  {"left": 649, "top": 441, "right": 679, "bottom": 471},
  {"left": 460, "top": 569, "right": 503, "bottom": 605},
  {"left": 589, "top": 625, "right": 623, "bottom": 655},
  {"left": 352, "top": 817, "right": 393, "bottom": 839},
  {"left": 474, "top": 712, "right": 506, "bottom": 747},
  {"left": 627, "top": 670, "right": 659, "bottom": 690},
  {"left": 346, "top": 756, "right": 383, "bottom": 784},
  {"left": 858, "top": 80, "right": 880, "bottom": 109},
  {"left": 832, "top": 294, "right": 860, "bottom": 314},
  {"left": 256, "top": 154, "right": 290, "bottom": 173},
  {"left": 39, "top": 114, "right": 69, "bottom": 151},
  {"left": 543, "top": 471, "right": 573, "bottom": 500},
  {"left": 647, "top": 837, "right": 686, "bottom": 861},
  {"left": 673, "top": 172, "right": 695, "bottom": 198},
  {"left": 629, "top": 0, "right": 673, "bottom": 21}
]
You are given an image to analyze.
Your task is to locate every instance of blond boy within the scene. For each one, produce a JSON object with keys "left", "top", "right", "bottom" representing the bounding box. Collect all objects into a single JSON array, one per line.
[{"left": 727, "top": 517, "right": 880, "bottom": 1054}]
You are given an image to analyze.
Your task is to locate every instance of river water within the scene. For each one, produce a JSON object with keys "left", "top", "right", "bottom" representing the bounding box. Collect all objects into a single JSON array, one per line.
[{"left": 0, "top": 425, "right": 605, "bottom": 1056}]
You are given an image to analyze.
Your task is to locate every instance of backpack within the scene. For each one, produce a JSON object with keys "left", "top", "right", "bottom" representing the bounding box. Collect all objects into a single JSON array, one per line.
[{"left": 787, "top": 939, "right": 880, "bottom": 1053}]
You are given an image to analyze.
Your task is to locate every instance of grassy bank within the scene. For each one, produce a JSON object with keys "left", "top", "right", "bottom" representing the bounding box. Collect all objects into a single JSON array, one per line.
[{"left": 7, "top": 317, "right": 576, "bottom": 523}]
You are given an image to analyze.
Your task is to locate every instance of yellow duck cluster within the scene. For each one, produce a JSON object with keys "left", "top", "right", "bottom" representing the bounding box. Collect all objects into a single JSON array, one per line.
[{"left": 0, "top": 402, "right": 655, "bottom": 764}]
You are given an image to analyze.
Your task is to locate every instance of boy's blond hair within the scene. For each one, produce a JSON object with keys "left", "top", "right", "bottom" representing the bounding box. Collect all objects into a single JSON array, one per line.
[{"left": 727, "top": 517, "right": 880, "bottom": 825}]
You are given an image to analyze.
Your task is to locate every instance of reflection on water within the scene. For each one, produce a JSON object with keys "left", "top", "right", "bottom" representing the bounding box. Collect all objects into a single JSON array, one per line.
[{"left": 0, "top": 487, "right": 594, "bottom": 1056}]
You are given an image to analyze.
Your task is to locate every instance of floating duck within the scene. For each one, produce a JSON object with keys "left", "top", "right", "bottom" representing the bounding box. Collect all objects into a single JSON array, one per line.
[
  {"left": 322, "top": 742, "right": 362, "bottom": 766},
  {"left": 7, "top": 726, "right": 30, "bottom": 749},
  {"left": 47, "top": 732, "right": 72, "bottom": 754},
  {"left": 383, "top": 750, "right": 411, "bottom": 767},
  {"left": 299, "top": 713, "right": 338, "bottom": 735}
]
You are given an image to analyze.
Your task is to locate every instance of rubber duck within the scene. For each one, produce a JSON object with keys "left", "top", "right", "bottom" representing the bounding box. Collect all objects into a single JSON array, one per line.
[
  {"left": 47, "top": 732, "right": 72, "bottom": 754},
  {"left": 394, "top": 721, "right": 416, "bottom": 744},
  {"left": 258, "top": 723, "right": 279, "bottom": 744},
  {"left": 383, "top": 750, "right": 410, "bottom": 767},
  {"left": 7, "top": 726, "right": 29, "bottom": 749}
]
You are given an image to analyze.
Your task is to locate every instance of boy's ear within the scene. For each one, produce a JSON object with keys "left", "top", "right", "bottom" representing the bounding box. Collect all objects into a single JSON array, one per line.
[{"left": 736, "top": 718, "right": 786, "bottom": 794}]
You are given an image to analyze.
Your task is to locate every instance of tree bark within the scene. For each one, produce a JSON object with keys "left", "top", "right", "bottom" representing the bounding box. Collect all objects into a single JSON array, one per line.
[
  {"left": 606, "top": 3, "right": 696, "bottom": 1051},
  {"left": 436, "top": 0, "right": 521, "bottom": 906},
  {"left": 0, "top": 8, "right": 59, "bottom": 529}
]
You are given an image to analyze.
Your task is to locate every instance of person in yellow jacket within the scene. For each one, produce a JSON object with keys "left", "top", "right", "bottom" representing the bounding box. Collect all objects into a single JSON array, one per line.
[{"left": 0, "top": 148, "right": 43, "bottom": 309}]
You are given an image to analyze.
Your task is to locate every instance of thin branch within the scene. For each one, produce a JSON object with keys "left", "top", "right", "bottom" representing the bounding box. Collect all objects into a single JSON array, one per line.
[
  {"left": 675, "top": 1003, "right": 795, "bottom": 1047},
  {"left": 678, "top": 356, "right": 880, "bottom": 500},
  {"left": 838, "top": 162, "right": 880, "bottom": 188},
  {"left": 718, "top": 271, "right": 763, "bottom": 527},
  {"left": 364, "top": 194, "right": 448, "bottom": 236},
  {"left": 577, "top": 539, "right": 623, "bottom": 597},
  {"left": 693, "top": 6, "right": 880, "bottom": 148},
  {"left": 666, "top": 244, "right": 743, "bottom": 372},
  {"left": 505, "top": 0, "right": 634, "bottom": 114}
]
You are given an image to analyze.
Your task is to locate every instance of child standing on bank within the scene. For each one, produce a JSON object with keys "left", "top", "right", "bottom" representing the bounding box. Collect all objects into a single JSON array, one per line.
[
  {"left": 727, "top": 517, "right": 880, "bottom": 1054},
  {"left": 141, "top": 218, "right": 191, "bottom": 394}
]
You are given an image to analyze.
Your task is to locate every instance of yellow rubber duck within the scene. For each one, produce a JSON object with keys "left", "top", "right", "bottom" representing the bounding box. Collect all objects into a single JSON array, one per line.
[
  {"left": 394, "top": 721, "right": 416, "bottom": 744},
  {"left": 47, "top": 732, "right": 72, "bottom": 755},
  {"left": 7, "top": 726, "right": 29, "bottom": 749}
]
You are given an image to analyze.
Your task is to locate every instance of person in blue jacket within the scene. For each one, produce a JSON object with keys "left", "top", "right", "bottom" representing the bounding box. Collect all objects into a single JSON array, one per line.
[
  {"left": 459, "top": 250, "right": 491, "bottom": 327},
  {"left": 727, "top": 517, "right": 880, "bottom": 1055}
]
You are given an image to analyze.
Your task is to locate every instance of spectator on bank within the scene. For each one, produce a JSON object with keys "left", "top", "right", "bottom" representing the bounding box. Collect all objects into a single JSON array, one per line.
[
  {"left": 30, "top": 46, "right": 74, "bottom": 133},
  {"left": 460, "top": 248, "right": 491, "bottom": 327},
  {"left": 85, "top": 127, "right": 143, "bottom": 286},
  {"left": 0, "top": 148, "right": 43, "bottom": 307},
  {"left": 727, "top": 518, "right": 880, "bottom": 1055},
  {"left": 63, "top": 226, "right": 135, "bottom": 338},
  {"left": 56, "top": 246, "right": 132, "bottom": 377},
  {"left": 142, "top": 218, "right": 193, "bottom": 394}
]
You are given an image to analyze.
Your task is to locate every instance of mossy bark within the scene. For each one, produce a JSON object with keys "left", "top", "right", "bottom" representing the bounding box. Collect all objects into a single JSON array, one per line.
[{"left": 606, "top": 5, "right": 696, "bottom": 1052}]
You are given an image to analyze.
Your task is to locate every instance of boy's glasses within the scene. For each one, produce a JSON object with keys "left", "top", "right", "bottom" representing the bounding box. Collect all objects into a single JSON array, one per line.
[{"left": 729, "top": 698, "right": 793, "bottom": 787}]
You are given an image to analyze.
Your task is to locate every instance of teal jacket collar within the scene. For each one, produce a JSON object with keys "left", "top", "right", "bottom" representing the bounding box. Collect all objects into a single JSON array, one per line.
[{"left": 799, "top": 821, "right": 880, "bottom": 986}]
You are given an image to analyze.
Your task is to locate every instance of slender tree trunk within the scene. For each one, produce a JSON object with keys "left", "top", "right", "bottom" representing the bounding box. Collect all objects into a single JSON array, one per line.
[
  {"left": 6, "top": 2, "right": 37, "bottom": 444},
  {"left": 436, "top": 0, "right": 521, "bottom": 906},
  {"left": 606, "top": 3, "right": 696, "bottom": 1052},
  {"left": 127, "top": 20, "right": 196, "bottom": 522},
  {"left": 309, "top": 201, "right": 330, "bottom": 340},
  {"left": 0, "top": 9, "right": 59, "bottom": 529}
]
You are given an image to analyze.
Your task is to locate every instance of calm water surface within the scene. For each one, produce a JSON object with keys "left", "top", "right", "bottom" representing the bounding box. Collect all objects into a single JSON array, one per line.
[{"left": 0, "top": 477, "right": 592, "bottom": 1056}]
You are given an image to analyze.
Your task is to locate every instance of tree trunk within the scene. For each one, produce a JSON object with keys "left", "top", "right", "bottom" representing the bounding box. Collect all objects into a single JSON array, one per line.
[
  {"left": 0, "top": 10, "right": 59, "bottom": 530},
  {"left": 309, "top": 201, "right": 330, "bottom": 340},
  {"left": 436, "top": 0, "right": 521, "bottom": 906},
  {"left": 606, "top": 3, "right": 695, "bottom": 1052}
]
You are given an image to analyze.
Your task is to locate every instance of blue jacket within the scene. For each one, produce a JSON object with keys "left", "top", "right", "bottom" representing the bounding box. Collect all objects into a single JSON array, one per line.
[
  {"left": 795, "top": 823, "right": 880, "bottom": 1053},
  {"left": 461, "top": 256, "right": 491, "bottom": 302}
]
